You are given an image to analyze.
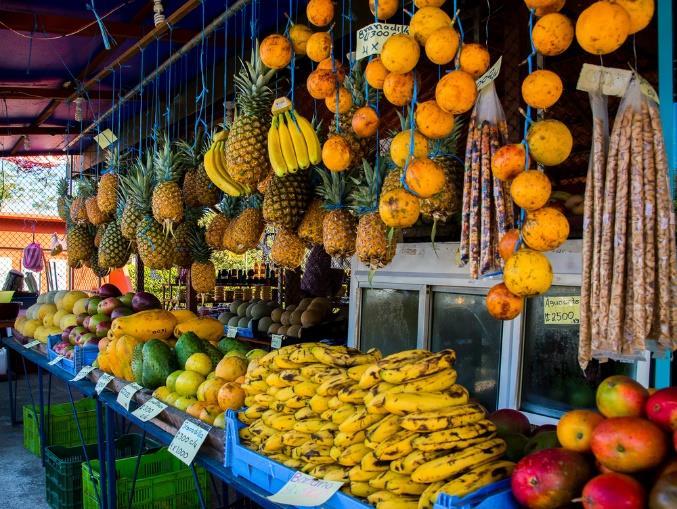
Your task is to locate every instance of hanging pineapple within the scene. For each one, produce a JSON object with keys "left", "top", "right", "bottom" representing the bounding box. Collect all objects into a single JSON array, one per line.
[
  {"left": 297, "top": 198, "right": 326, "bottom": 245},
  {"left": 328, "top": 61, "right": 376, "bottom": 166},
  {"left": 270, "top": 228, "right": 307, "bottom": 269},
  {"left": 351, "top": 159, "right": 395, "bottom": 269},
  {"left": 177, "top": 130, "right": 219, "bottom": 207},
  {"left": 206, "top": 196, "right": 238, "bottom": 250},
  {"left": 262, "top": 172, "right": 311, "bottom": 230},
  {"left": 152, "top": 134, "right": 184, "bottom": 233},
  {"left": 94, "top": 224, "right": 105, "bottom": 248},
  {"left": 316, "top": 167, "right": 357, "bottom": 258},
  {"left": 88, "top": 251, "right": 111, "bottom": 277},
  {"left": 173, "top": 207, "right": 204, "bottom": 268},
  {"left": 56, "top": 178, "right": 70, "bottom": 221},
  {"left": 224, "top": 194, "right": 264, "bottom": 254},
  {"left": 83, "top": 178, "right": 111, "bottom": 226},
  {"left": 70, "top": 179, "right": 91, "bottom": 225},
  {"left": 118, "top": 154, "right": 153, "bottom": 240},
  {"left": 225, "top": 45, "right": 277, "bottom": 188},
  {"left": 188, "top": 226, "right": 216, "bottom": 294},
  {"left": 98, "top": 204, "right": 131, "bottom": 270},
  {"left": 64, "top": 200, "right": 95, "bottom": 268},
  {"left": 97, "top": 148, "right": 119, "bottom": 216}
]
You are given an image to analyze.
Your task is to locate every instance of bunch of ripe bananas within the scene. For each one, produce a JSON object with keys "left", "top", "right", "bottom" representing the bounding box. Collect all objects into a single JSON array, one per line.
[
  {"left": 203, "top": 131, "right": 251, "bottom": 197},
  {"left": 238, "top": 344, "right": 514, "bottom": 509},
  {"left": 267, "top": 98, "right": 321, "bottom": 176}
]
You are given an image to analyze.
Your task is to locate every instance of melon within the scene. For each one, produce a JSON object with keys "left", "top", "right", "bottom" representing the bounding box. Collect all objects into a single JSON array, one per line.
[
  {"left": 258, "top": 317, "right": 273, "bottom": 333},
  {"left": 251, "top": 303, "right": 270, "bottom": 320},
  {"left": 287, "top": 325, "right": 302, "bottom": 338},
  {"left": 290, "top": 309, "right": 303, "bottom": 325},
  {"left": 268, "top": 323, "right": 281, "bottom": 335},
  {"left": 228, "top": 316, "right": 240, "bottom": 327},
  {"left": 271, "top": 308, "right": 283, "bottom": 323},
  {"left": 237, "top": 302, "right": 248, "bottom": 317},
  {"left": 229, "top": 300, "right": 242, "bottom": 314},
  {"left": 301, "top": 309, "right": 323, "bottom": 327},
  {"left": 237, "top": 317, "right": 249, "bottom": 328}
]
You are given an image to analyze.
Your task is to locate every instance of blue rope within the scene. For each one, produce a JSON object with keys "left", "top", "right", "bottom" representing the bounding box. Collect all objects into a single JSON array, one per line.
[
  {"left": 400, "top": 74, "right": 419, "bottom": 196},
  {"left": 329, "top": 26, "right": 340, "bottom": 132},
  {"left": 453, "top": 0, "right": 465, "bottom": 47},
  {"left": 223, "top": 13, "right": 228, "bottom": 126},
  {"left": 87, "top": 0, "right": 116, "bottom": 50},
  {"left": 210, "top": 33, "right": 217, "bottom": 130},
  {"left": 194, "top": 0, "right": 208, "bottom": 147},
  {"left": 138, "top": 47, "right": 145, "bottom": 157},
  {"left": 165, "top": 24, "right": 173, "bottom": 133},
  {"left": 287, "top": 0, "right": 295, "bottom": 103},
  {"left": 154, "top": 35, "right": 161, "bottom": 148}
]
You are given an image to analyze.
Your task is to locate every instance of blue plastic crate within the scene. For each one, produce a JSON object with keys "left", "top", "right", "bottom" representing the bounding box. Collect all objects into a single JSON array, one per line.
[
  {"left": 224, "top": 410, "right": 371, "bottom": 509},
  {"left": 48, "top": 334, "right": 98, "bottom": 375},
  {"left": 434, "top": 479, "right": 519, "bottom": 509}
]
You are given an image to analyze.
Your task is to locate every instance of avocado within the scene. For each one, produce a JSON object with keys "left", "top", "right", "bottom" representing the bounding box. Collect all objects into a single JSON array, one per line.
[
  {"left": 203, "top": 341, "right": 224, "bottom": 366},
  {"left": 251, "top": 303, "right": 269, "bottom": 320},
  {"left": 228, "top": 316, "right": 240, "bottom": 327},
  {"left": 174, "top": 332, "right": 205, "bottom": 368},
  {"left": 258, "top": 316, "right": 273, "bottom": 332},
  {"left": 140, "top": 339, "right": 178, "bottom": 389},
  {"left": 218, "top": 312, "right": 234, "bottom": 325},
  {"left": 217, "top": 337, "right": 247, "bottom": 354},
  {"left": 237, "top": 302, "right": 248, "bottom": 317},
  {"left": 238, "top": 316, "right": 249, "bottom": 328},
  {"left": 229, "top": 300, "right": 242, "bottom": 314}
]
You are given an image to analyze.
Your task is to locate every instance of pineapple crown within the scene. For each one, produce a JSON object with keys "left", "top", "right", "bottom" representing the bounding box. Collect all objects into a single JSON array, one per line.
[
  {"left": 120, "top": 153, "right": 155, "bottom": 213},
  {"left": 56, "top": 178, "right": 69, "bottom": 198},
  {"left": 153, "top": 133, "right": 181, "bottom": 184},
  {"left": 175, "top": 129, "right": 211, "bottom": 171},
  {"left": 183, "top": 206, "right": 206, "bottom": 225},
  {"left": 343, "top": 60, "right": 372, "bottom": 108},
  {"left": 217, "top": 195, "right": 240, "bottom": 219},
  {"left": 350, "top": 158, "right": 385, "bottom": 216},
  {"left": 316, "top": 167, "right": 354, "bottom": 211},
  {"left": 104, "top": 146, "right": 120, "bottom": 174},
  {"left": 188, "top": 225, "right": 212, "bottom": 264},
  {"left": 429, "top": 115, "right": 466, "bottom": 158},
  {"left": 239, "top": 192, "right": 263, "bottom": 212},
  {"left": 77, "top": 177, "right": 96, "bottom": 199},
  {"left": 233, "top": 43, "right": 276, "bottom": 117}
]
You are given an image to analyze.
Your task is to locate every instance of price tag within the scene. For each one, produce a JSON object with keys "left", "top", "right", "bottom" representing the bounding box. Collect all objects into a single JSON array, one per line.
[
  {"left": 267, "top": 471, "right": 344, "bottom": 506},
  {"left": 476, "top": 56, "right": 502, "bottom": 91},
  {"left": 48, "top": 355, "right": 65, "bottom": 366},
  {"left": 227, "top": 326, "right": 238, "bottom": 338},
  {"left": 638, "top": 76, "right": 659, "bottom": 104},
  {"left": 23, "top": 339, "right": 41, "bottom": 349},
  {"left": 271, "top": 334, "right": 285, "bottom": 349},
  {"left": 131, "top": 398, "right": 167, "bottom": 422},
  {"left": 70, "top": 365, "right": 95, "bottom": 382},
  {"left": 168, "top": 418, "right": 211, "bottom": 466},
  {"left": 95, "top": 373, "right": 114, "bottom": 394},
  {"left": 355, "top": 23, "right": 409, "bottom": 60},
  {"left": 544, "top": 296, "right": 581, "bottom": 325},
  {"left": 117, "top": 382, "right": 143, "bottom": 411}
]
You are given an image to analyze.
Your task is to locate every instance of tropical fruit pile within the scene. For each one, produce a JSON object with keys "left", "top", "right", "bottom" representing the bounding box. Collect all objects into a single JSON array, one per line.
[
  {"left": 512, "top": 374, "right": 677, "bottom": 509},
  {"left": 239, "top": 344, "right": 513, "bottom": 508}
]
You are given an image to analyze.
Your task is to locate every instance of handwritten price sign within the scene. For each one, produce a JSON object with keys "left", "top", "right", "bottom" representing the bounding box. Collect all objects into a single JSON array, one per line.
[
  {"left": 131, "top": 398, "right": 167, "bottom": 422},
  {"left": 544, "top": 296, "right": 580, "bottom": 325},
  {"left": 70, "top": 365, "right": 94, "bottom": 382},
  {"left": 226, "top": 326, "right": 238, "bottom": 338},
  {"left": 117, "top": 382, "right": 142, "bottom": 411},
  {"left": 168, "top": 418, "right": 211, "bottom": 466},
  {"left": 48, "top": 355, "right": 65, "bottom": 366},
  {"left": 267, "top": 471, "right": 343, "bottom": 506},
  {"left": 95, "top": 373, "right": 114, "bottom": 394},
  {"left": 23, "top": 340, "right": 41, "bottom": 349},
  {"left": 270, "top": 334, "right": 285, "bottom": 349},
  {"left": 355, "top": 23, "right": 409, "bottom": 60}
]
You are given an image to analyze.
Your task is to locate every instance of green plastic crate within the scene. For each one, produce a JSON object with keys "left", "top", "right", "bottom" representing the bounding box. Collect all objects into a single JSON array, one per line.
[
  {"left": 82, "top": 448, "right": 210, "bottom": 509},
  {"left": 45, "top": 434, "right": 161, "bottom": 509},
  {"left": 23, "top": 398, "right": 99, "bottom": 456}
]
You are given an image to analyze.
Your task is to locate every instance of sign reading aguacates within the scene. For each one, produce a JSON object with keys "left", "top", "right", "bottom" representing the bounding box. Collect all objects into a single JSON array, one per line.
[
  {"left": 355, "top": 23, "right": 409, "bottom": 60},
  {"left": 543, "top": 296, "right": 581, "bottom": 325}
]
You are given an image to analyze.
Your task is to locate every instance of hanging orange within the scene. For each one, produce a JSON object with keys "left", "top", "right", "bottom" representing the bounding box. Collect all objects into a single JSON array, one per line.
[
  {"left": 532, "top": 13, "right": 574, "bottom": 56},
  {"left": 491, "top": 144, "right": 526, "bottom": 181},
  {"left": 459, "top": 43, "right": 491, "bottom": 79},
  {"left": 317, "top": 58, "right": 346, "bottom": 82},
  {"left": 260, "top": 34, "right": 293, "bottom": 69},
  {"left": 435, "top": 70, "right": 477, "bottom": 114},
  {"left": 415, "top": 100, "right": 455, "bottom": 139},
  {"left": 510, "top": 170, "right": 552, "bottom": 210},
  {"left": 486, "top": 283, "right": 524, "bottom": 320},
  {"left": 498, "top": 229, "right": 520, "bottom": 261},
  {"left": 521, "top": 70, "right": 563, "bottom": 109},
  {"left": 383, "top": 72, "right": 414, "bottom": 106},
  {"left": 322, "top": 135, "right": 352, "bottom": 172},
  {"left": 409, "top": 7, "right": 452, "bottom": 46},
  {"left": 306, "top": 32, "right": 332, "bottom": 62},
  {"left": 425, "top": 27, "right": 460, "bottom": 65},
  {"left": 307, "top": 0, "right": 334, "bottom": 27},
  {"left": 352, "top": 107, "right": 380, "bottom": 138},
  {"left": 325, "top": 87, "right": 353, "bottom": 114},
  {"left": 575, "top": 1, "right": 631, "bottom": 55},
  {"left": 306, "top": 69, "right": 338, "bottom": 99},
  {"left": 614, "top": 0, "right": 654, "bottom": 34},
  {"left": 503, "top": 249, "right": 553, "bottom": 296},
  {"left": 390, "top": 130, "right": 429, "bottom": 167},
  {"left": 522, "top": 207, "right": 570, "bottom": 251},
  {"left": 527, "top": 119, "right": 572, "bottom": 166},
  {"left": 369, "top": 0, "right": 399, "bottom": 20},
  {"left": 379, "top": 189, "right": 421, "bottom": 228},
  {"left": 289, "top": 24, "right": 313, "bottom": 55},
  {"left": 534, "top": 0, "right": 565, "bottom": 16},
  {"left": 365, "top": 57, "right": 389, "bottom": 89},
  {"left": 380, "top": 34, "right": 420, "bottom": 73},
  {"left": 404, "top": 158, "right": 446, "bottom": 198}
]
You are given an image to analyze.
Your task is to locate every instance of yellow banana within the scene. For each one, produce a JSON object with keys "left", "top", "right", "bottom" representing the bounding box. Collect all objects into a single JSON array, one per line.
[
  {"left": 313, "top": 345, "right": 382, "bottom": 367},
  {"left": 350, "top": 481, "right": 378, "bottom": 498},
  {"left": 437, "top": 460, "right": 515, "bottom": 500},
  {"left": 262, "top": 432, "right": 285, "bottom": 452},
  {"left": 294, "top": 111, "right": 322, "bottom": 165},
  {"left": 300, "top": 363, "right": 344, "bottom": 380},
  {"left": 257, "top": 349, "right": 279, "bottom": 368},
  {"left": 386, "top": 477, "right": 428, "bottom": 496},
  {"left": 365, "top": 390, "right": 390, "bottom": 415},
  {"left": 249, "top": 421, "right": 276, "bottom": 438},
  {"left": 391, "top": 450, "right": 447, "bottom": 475},
  {"left": 244, "top": 396, "right": 257, "bottom": 407},
  {"left": 283, "top": 457, "right": 304, "bottom": 469},
  {"left": 279, "top": 369, "right": 306, "bottom": 384},
  {"left": 400, "top": 403, "right": 487, "bottom": 432},
  {"left": 284, "top": 395, "right": 307, "bottom": 409},
  {"left": 282, "top": 430, "right": 311, "bottom": 447},
  {"left": 237, "top": 412, "right": 256, "bottom": 425},
  {"left": 203, "top": 149, "right": 244, "bottom": 196},
  {"left": 244, "top": 404, "right": 269, "bottom": 420},
  {"left": 239, "top": 428, "right": 253, "bottom": 442},
  {"left": 358, "top": 363, "right": 382, "bottom": 389},
  {"left": 361, "top": 451, "right": 390, "bottom": 472},
  {"left": 374, "top": 430, "right": 417, "bottom": 461},
  {"left": 347, "top": 363, "right": 371, "bottom": 381},
  {"left": 319, "top": 421, "right": 339, "bottom": 432},
  {"left": 339, "top": 407, "right": 384, "bottom": 434},
  {"left": 418, "top": 481, "right": 445, "bottom": 509},
  {"left": 269, "top": 414, "right": 296, "bottom": 431},
  {"left": 289, "top": 346, "right": 321, "bottom": 364},
  {"left": 411, "top": 438, "right": 507, "bottom": 483},
  {"left": 368, "top": 491, "right": 400, "bottom": 505},
  {"left": 322, "top": 466, "right": 350, "bottom": 481},
  {"left": 309, "top": 464, "right": 342, "bottom": 479},
  {"left": 368, "top": 470, "right": 409, "bottom": 490},
  {"left": 260, "top": 410, "right": 279, "bottom": 427},
  {"left": 316, "top": 373, "right": 354, "bottom": 396},
  {"left": 335, "top": 443, "right": 372, "bottom": 466},
  {"left": 376, "top": 349, "right": 431, "bottom": 370},
  {"left": 293, "top": 418, "right": 324, "bottom": 433},
  {"left": 253, "top": 393, "right": 276, "bottom": 405},
  {"left": 243, "top": 379, "right": 269, "bottom": 394},
  {"left": 293, "top": 380, "right": 319, "bottom": 397},
  {"left": 309, "top": 394, "right": 331, "bottom": 413},
  {"left": 277, "top": 114, "right": 298, "bottom": 172},
  {"left": 293, "top": 406, "right": 317, "bottom": 421},
  {"left": 379, "top": 349, "right": 456, "bottom": 384},
  {"left": 273, "top": 355, "right": 302, "bottom": 370},
  {"left": 412, "top": 419, "right": 497, "bottom": 452},
  {"left": 376, "top": 500, "right": 419, "bottom": 509},
  {"left": 383, "top": 386, "right": 470, "bottom": 415},
  {"left": 349, "top": 465, "right": 380, "bottom": 482},
  {"left": 285, "top": 111, "right": 310, "bottom": 169},
  {"left": 268, "top": 116, "right": 288, "bottom": 177},
  {"left": 274, "top": 386, "right": 296, "bottom": 402},
  {"left": 388, "top": 368, "right": 458, "bottom": 394},
  {"left": 366, "top": 414, "right": 402, "bottom": 443},
  {"left": 334, "top": 430, "right": 366, "bottom": 448},
  {"left": 331, "top": 404, "right": 356, "bottom": 425},
  {"left": 310, "top": 429, "right": 335, "bottom": 447},
  {"left": 328, "top": 396, "right": 343, "bottom": 409},
  {"left": 337, "top": 385, "right": 368, "bottom": 404}
]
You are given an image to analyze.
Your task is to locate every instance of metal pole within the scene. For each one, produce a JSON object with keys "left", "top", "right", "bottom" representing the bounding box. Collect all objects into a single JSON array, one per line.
[
  {"left": 106, "top": 405, "right": 117, "bottom": 509},
  {"left": 95, "top": 400, "right": 108, "bottom": 509},
  {"left": 64, "top": 0, "right": 252, "bottom": 150},
  {"left": 38, "top": 367, "right": 45, "bottom": 463}
]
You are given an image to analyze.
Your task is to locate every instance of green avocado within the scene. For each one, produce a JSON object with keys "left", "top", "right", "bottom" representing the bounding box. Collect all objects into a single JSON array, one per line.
[
  {"left": 217, "top": 337, "right": 247, "bottom": 354},
  {"left": 174, "top": 332, "right": 205, "bottom": 368},
  {"left": 203, "top": 341, "right": 224, "bottom": 366},
  {"left": 140, "top": 339, "right": 178, "bottom": 389},
  {"left": 131, "top": 344, "right": 144, "bottom": 383}
]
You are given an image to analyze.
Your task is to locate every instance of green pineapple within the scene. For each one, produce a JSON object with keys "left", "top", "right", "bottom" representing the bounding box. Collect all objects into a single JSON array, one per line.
[
  {"left": 152, "top": 134, "right": 184, "bottom": 232},
  {"left": 316, "top": 167, "right": 356, "bottom": 258},
  {"left": 205, "top": 195, "right": 238, "bottom": 250},
  {"left": 70, "top": 179, "right": 92, "bottom": 225},
  {"left": 118, "top": 154, "right": 153, "bottom": 240},
  {"left": 350, "top": 158, "right": 394, "bottom": 269},
  {"left": 173, "top": 207, "right": 205, "bottom": 268},
  {"left": 176, "top": 130, "right": 219, "bottom": 207},
  {"left": 56, "top": 178, "right": 70, "bottom": 221},
  {"left": 97, "top": 148, "right": 119, "bottom": 216},
  {"left": 64, "top": 200, "right": 95, "bottom": 268},
  {"left": 262, "top": 173, "right": 311, "bottom": 230},
  {"left": 226, "top": 194, "right": 264, "bottom": 254},
  {"left": 188, "top": 226, "right": 215, "bottom": 294},
  {"left": 98, "top": 220, "right": 131, "bottom": 269},
  {"left": 225, "top": 45, "right": 277, "bottom": 188}
]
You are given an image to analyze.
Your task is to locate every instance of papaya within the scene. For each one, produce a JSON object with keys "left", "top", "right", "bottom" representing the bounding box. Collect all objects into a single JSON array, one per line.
[
  {"left": 170, "top": 309, "right": 197, "bottom": 324},
  {"left": 174, "top": 316, "right": 224, "bottom": 343},
  {"left": 115, "top": 335, "right": 141, "bottom": 381},
  {"left": 110, "top": 309, "right": 177, "bottom": 341}
]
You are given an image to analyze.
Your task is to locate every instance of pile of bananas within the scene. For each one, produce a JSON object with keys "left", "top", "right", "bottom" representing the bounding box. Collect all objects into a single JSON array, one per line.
[
  {"left": 239, "top": 344, "right": 514, "bottom": 509},
  {"left": 267, "top": 98, "right": 321, "bottom": 176},
  {"left": 203, "top": 131, "right": 251, "bottom": 197}
]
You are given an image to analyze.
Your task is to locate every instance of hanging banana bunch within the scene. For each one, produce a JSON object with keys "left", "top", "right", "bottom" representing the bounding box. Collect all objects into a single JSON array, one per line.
[
  {"left": 203, "top": 130, "right": 251, "bottom": 197},
  {"left": 267, "top": 97, "right": 321, "bottom": 177}
]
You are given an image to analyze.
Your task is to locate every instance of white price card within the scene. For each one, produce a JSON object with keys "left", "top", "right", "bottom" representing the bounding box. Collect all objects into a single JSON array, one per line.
[
  {"left": 267, "top": 471, "right": 344, "bottom": 506},
  {"left": 131, "top": 398, "right": 167, "bottom": 422},
  {"left": 355, "top": 23, "right": 409, "bottom": 60},
  {"left": 95, "top": 373, "right": 114, "bottom": 394},
  {"left": 70, "top": 365, "right": 95, "bottom": 382},
  {"left": 23, "top": 340, "right": 41, "bottom": 349},
  {"left": 270, "top": 334, "right": 284, "bottom": 349},
  {"left": 226, "top": 326, "right": 238, "bottom": 338},
  {"left": 48, "top": 355, "right": 65, "bottom": 366},
  {"left": 544, "top": 296, "right": 581, "bottom": 325},
  {"left": 476, "top": 56, "right": 502, "bottom": 91},
  {"left": 116, "top": 382, "right": 143, "bottom": 411},
  {"left": 168, "top": 418, "right": 211, "bottom": 466}
]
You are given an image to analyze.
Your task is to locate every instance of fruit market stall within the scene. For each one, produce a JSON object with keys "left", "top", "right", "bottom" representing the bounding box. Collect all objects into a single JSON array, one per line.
[{"left": 1, "top": 0, "right": 675, "bottom": 508}]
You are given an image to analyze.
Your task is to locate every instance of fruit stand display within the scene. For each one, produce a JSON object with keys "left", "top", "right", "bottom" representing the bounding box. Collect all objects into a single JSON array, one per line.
[{"left": 1, "top": 0, "right": 675, "bottom": 508}]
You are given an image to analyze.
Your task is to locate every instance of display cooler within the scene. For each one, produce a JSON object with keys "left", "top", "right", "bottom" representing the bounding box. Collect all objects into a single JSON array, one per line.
[{"left": 348, "top": 241, "right": 655, "bottom": 425}]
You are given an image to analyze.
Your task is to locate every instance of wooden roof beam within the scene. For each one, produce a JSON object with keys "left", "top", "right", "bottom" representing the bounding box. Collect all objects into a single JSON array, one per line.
[{"left": 0, "top": 87, "right": 115, "bottom": 100}]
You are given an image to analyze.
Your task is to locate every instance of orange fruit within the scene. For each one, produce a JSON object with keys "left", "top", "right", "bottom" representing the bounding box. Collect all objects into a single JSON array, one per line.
[
  {"left": 217, "top": 382, "right": 246, "bottom": 411},
  {"left": 185, "top": 353, "right": 212, "bottom": 376},
  {"left": 557, "top": 410, "right": 605, "bottom": 453},
  {"left": 214, "top": 356, "right": 247, "bottom": 382}
]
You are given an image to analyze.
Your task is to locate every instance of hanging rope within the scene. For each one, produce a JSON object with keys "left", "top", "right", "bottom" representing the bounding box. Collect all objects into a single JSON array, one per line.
[
  {"left": 138, "top": 47, "right": 145, "bottom": 156},
  {"left": 400, "top": 73, "right": 419, "bottom": 196},
  {"left": 87, "top": 0, "right": 116, "bottom": 50},
  {"left": 193, "top": 0, "right": 208, "bottom": 147},
  {"left": 223, "top": 13, "right": 229, "bottom": 127}
]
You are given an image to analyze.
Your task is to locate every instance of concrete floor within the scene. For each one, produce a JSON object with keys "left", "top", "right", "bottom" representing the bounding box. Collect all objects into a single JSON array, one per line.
[{"left": 0, "top": 369, "right": 69, "bottom": 509}]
